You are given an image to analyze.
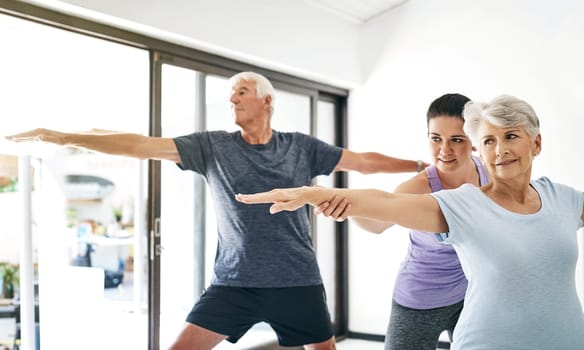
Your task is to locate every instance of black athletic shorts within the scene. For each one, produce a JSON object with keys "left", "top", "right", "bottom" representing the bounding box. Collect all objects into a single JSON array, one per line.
[{"left": 185, "top": 284, "right": 334, "bottom": 346}]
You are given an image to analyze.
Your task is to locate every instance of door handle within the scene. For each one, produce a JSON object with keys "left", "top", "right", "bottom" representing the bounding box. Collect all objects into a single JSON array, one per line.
[{"left": 150, "top": 217, "right": 163, "bottom": 260}]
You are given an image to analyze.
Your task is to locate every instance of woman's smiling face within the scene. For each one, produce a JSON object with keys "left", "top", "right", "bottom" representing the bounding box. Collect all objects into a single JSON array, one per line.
[
  {"left": 428, "top": 116, "right": 474, "bottom": 174},
  {"left": 477, "top": 119, "right": 541, "bottom": 181}
]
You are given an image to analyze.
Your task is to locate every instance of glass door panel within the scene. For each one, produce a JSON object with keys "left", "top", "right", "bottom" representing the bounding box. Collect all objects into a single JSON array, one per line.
[
  {"left": 158, "top": 63, "right": 199, "bottom": 349},
  {"left": 314, "top": 100, "right": 337, "bottom": 321},
  {"left": 270, "top": 89, "right": 311, "bottom": 133},
  {"left": 0, "top": 12, "right": 149, "bottom": 350},
  {"left": 203, "top": 75, "right": 231, "bottom": 287}
]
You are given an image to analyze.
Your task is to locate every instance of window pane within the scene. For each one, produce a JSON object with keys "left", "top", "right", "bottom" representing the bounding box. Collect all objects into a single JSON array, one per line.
[
  {"left": 159, "top": 64, "right": 199, "bottom": 348},
  {"left": 315, "top": 100, "right": 337, "bottom": 320},
  {"left": 271, "top": 89, "right": 311, "bottom": 134},
  {"left": 206, "top": 76, "right": 234, "bottom": 132},
  {"left": 203, "top": 75, "right": 231, "bottom": 286},
  {"left": 0, "top": 13, "right": 149, "bottom": 349}
]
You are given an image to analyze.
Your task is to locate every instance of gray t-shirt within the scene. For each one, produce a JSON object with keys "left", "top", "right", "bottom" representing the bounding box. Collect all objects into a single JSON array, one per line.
[
  {"left": 173, "top": 130, "right": 343, "bottom": 287},
  {"left": 432, "top": 177, "right": 584, "bottom": 350}
]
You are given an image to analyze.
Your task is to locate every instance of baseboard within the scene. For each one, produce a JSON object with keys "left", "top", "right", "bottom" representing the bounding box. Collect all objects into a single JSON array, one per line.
[
  {"left": 346, "top": 331, "right": 384, "bottom": 342},
  {"left": 347, "top": 332, "right": 450, "bottom": 349}
]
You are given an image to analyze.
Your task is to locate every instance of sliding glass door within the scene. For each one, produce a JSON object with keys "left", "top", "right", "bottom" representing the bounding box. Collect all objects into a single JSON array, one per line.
[
  {"left": 152, "top": 60, "right": 346, "bottom": 348},
  {"left": 155, "top": 58, "right": 203, "bottom": 349},
  {"left": 0, "top": 12, "right": 150, "bottom": 350}
]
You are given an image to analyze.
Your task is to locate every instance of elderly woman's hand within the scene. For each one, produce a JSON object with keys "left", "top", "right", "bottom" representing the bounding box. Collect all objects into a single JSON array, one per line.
[
  {"left": 314, "top": 195, "right": 351, "bottom": 222},
  {"left": 236, "top": 186, "right": 314, "bottom": 214}
]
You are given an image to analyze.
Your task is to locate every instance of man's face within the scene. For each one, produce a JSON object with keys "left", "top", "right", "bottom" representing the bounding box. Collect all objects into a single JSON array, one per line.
[{"left": 229, "top": 79, "right": 270, "bottom": 126}]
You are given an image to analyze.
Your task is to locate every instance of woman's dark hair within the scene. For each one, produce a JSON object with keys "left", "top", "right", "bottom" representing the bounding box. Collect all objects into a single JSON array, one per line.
[{"left": 426, "top": 93, "right": 471, "bottom": 126}]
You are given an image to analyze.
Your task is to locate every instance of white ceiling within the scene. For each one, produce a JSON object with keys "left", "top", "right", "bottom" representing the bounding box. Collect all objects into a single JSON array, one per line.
[{"left": 302, "top": 0, "right": 409, "bottom": 24}]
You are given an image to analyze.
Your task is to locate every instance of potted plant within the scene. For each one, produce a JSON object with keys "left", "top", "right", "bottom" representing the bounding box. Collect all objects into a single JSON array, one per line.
[
  {"left": 0, "top": 263, "right": 19, "bottom": 299},
  {"left": 113, "top": 207, "right": 123, "bottom": 223}
]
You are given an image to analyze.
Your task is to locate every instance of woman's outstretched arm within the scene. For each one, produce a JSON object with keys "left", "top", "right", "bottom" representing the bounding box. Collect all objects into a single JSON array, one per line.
[{"left": 235, "top": 186, "right": 448, "bottom": 233}]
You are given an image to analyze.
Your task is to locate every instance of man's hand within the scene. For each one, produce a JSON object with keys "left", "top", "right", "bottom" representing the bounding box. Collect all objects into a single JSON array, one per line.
[{"left": 5, "top": 128, "right": 66, "bottom": 145}]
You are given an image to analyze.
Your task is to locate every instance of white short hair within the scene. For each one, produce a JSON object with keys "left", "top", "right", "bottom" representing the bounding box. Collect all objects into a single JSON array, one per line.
[
  {"left": 229, "top": 71, "right": 275, "bottom": 116},
  {"left": 463, "top": 94, "right": 540, "bottom": 145}
]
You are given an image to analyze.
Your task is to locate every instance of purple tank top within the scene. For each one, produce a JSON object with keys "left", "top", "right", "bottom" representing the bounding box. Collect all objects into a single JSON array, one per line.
[{"left": 392, "top": 156, "right": 489, "bottom": 309}]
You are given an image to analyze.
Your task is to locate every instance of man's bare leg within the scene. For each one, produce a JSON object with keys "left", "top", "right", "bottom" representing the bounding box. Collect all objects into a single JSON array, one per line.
[
  {"left": 168, "top": 323, "right": 228, "bottom": 350},
  {"left": 305, "top": 336, "right": 336, "bottom": 350}
]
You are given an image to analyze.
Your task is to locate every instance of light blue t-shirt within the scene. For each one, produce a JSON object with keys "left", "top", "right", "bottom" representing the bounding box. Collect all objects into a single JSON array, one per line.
[
  {"left": 174, "top": 130, "right": 343, "bottom": 287},
  {"left": 432, "top": 177, "right": 584, "bottom": 350}
]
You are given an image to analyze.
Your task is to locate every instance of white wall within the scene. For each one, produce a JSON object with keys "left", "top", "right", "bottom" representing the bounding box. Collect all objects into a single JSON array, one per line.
[
  {"left": 25, "top": 0, "right": 361, "bottom": 88},
  {"left": 348, "top": 0, "right": 584, "bottom": 334}
]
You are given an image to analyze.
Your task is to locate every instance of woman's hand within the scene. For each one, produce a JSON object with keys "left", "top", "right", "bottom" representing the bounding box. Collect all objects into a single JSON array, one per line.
[
  {"left": 236, "top": 186, "right": 327, "bottom": 214},
  {"left": 314, "top": 195, "right": 351, "bottom": 222}
]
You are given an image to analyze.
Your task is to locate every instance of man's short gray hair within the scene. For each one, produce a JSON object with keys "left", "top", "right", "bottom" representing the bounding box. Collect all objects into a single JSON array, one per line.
[{"left": 229, "top": 71, "right": 275, "bottom": 116}]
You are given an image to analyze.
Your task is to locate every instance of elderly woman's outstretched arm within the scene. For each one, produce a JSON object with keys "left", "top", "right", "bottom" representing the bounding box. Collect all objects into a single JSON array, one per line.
[{"left": 235, "top": 186, "right": 448, "bottom": 234}]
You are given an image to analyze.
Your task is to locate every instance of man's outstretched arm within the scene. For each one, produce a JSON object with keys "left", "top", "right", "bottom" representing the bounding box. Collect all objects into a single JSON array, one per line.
[
  {"left": 334, "top": 149, "right": 427, "bottom": 174},
  {"left": 5, "top": 128, "right": 181, "bottom": 163}
]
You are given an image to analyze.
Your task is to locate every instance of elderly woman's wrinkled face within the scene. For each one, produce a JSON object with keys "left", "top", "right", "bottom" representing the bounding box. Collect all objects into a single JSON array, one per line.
[{"left": 477, "top": 120, "right": 541, "bottom": 180}]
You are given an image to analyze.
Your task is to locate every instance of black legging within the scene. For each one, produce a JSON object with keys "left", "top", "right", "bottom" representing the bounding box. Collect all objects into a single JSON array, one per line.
[{"left": 385, "top": 299, "right": 463, "bottom": 350}]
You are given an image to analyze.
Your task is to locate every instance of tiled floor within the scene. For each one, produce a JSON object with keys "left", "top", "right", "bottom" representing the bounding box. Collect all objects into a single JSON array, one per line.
[
  {"left": 213, "top": 332, "right": 383, "bottom": 350},
  {"left": 337, "top": 338, "right": 382, "bottom": 349}
]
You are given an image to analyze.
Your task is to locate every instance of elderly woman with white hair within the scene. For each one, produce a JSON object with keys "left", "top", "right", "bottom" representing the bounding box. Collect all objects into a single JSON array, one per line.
[{"left": 236, "top": 95, "right": 584, "bottom": 349}]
